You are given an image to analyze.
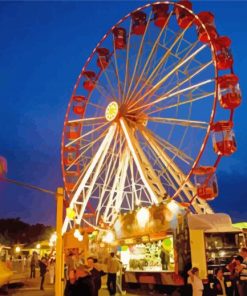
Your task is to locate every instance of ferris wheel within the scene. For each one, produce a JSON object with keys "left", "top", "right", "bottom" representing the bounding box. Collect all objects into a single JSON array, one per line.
[{"left": 61, "top": 1, "right": 241, "bottom": 233}]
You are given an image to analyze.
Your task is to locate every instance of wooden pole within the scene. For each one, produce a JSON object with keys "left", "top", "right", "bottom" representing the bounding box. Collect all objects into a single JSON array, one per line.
[{"left": 55, "top": 187, "right": 64, "bottom": 296}]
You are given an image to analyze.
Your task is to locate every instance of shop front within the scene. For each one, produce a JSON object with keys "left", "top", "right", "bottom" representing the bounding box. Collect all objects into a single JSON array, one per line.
[{"left": 113, "top": 203, "right": 187, "bottom": 287}]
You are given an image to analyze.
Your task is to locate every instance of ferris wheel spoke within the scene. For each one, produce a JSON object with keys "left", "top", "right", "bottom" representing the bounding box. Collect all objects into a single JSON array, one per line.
[
  {"left": 94, "top": 82, "right": 115, "bottom": 104},
  {"left": 124, "top": 11, "right": 152, "bottom": 103},
  {"left": 120, "top": 117, "right": 167, "bottom": 204},
  {"left": 112, "top": 37, "right": 124, "bottom": 101},
  {"left": 130, "top": 78, "right": 213, "bottom": 114},
  {"left": 138, "top": 124, "right": 198, "bottom": 201},
  {"left": 127, "top": 19, "right": 195, "bottom": 107},
  {"left": 148, "top": 116, "right": 208, "bottom": 129},
  {"left": 135, "top": 31, "right": 199, "bottom": 103},
  {"left": 128, "top": 44, "right": 207, "bottom": 112},
  {"left": 122, "top": 20, "right": 133, "bottom": 103},
  {"left": 100, "top": 64, "right": 119, "bottom": 101},
  {"left": 150, "top": 91, "right": 215, "bottom": 117},
  {"left": 65, "top": 121, "right": 109, "bottom": 148},
  {"left": 68, "top": 116, "right": 105, "bottom": 124},
  {"left": 88, "top": 101, "right": 106, "bottom": 111},
  {"left": 125, "top": 11, "right": 173, "bottom": 105},
  {"left": 148, "top": 130, "right": 193, "bottom": 165},
  {"left": 66, "top": 130, "right": 108, "bottom": 171}
]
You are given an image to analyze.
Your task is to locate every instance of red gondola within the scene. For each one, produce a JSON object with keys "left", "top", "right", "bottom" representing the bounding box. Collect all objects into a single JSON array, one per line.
[
  {"left": 83, "top": 71, "right": 96, "bottom": 92},
  {"left": 65, "top": 122, "right": 80, "bottom": 140},
  {"left": 73, "top": 95, "right": 87, "bottom": 115},
  {"left": 193, "top": 166, "right": 218, "bottom": 200},
  {"left": 113, "top": 27, "right": 126, "bottom": 49},
  {"left": 131, "top": 11, "right": 147, "bottom": 35},
  {"left": 218, "top": 74, "right": 241, "bottom": 109},
  {"left": 64, "top": 146, "right": 77, "bottom": 166},
  {"left": 175, "top": 1, "right": 194, "bottom": 29},
  {"left": 97, "top": 48, "right": 110, "bottom": 69},
  {"left": 211, "top": 121, "right": 236, "bottom": 156},
  {"left": 152, "top": 3, "right": 169, "bottom": 28},
  {"left": 196, "top": 12, "right": 218, "bottom": 43},
  {"left": 65, "top": 171, "right": 79, "bottom": 192},
  {"left": 213, "top": 36, "right": 233, "bottom": 70}
]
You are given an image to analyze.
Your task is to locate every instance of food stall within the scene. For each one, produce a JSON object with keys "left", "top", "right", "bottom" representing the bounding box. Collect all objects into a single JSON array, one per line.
[{"left": 113, "top": 202, "right": 187, "bottom": 287}]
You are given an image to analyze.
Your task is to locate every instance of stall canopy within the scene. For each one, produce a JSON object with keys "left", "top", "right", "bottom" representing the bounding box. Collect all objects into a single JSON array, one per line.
[{"left": 188, "top": 213, "right": 241, "bottom": 233}]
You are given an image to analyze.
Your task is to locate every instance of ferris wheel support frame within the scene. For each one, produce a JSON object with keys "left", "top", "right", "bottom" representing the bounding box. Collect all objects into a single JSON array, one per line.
[
  {"left": 120, "top": 117, "right": 167, "bottom": 204},
  {"left": 62, "top": 124, "right": 117, "bottom": 234},
  {"left": 138, "top": 124, "right": 213, "bottom": 214}
]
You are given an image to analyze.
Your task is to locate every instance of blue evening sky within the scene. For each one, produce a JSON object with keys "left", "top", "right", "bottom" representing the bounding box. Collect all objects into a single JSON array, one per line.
[{"left": 0, "top": 1, "right": 246, "bottom": 225}]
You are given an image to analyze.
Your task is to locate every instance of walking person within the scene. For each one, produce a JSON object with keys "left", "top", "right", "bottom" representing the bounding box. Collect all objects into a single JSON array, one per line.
[
  {"left": 107, "top": 252, "right": 120, "bottom": 296},
  {"left": 39, "top": 257, "right": 47, "bottom": 290},
  {"left": 49, "top": 258, "right": 55, "bottom": 284},
  {"left": 239, "top": 247, "right": 247, "bottom": 296},
  {"left": 211, "top": 268, "right": 229, "bottom": 296},
  {"left": 187, "top": 267, "right": 204, "bottom": 296},
  {"left": 30, "top": 251, "right": 38, "bottom": 278},
  {"left": 73, "top": 263, "right": 94, "bottom": 296},
  {"left": 87, "top": 257, "right": 106, "bottom": 296}
]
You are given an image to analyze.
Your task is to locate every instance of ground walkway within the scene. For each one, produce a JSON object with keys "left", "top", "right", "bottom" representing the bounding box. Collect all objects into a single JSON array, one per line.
[{"left": 5, "top": 274, "right": 166, "bottom": 296}]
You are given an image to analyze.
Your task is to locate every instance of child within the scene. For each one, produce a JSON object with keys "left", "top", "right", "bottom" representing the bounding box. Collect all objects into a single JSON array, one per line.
[{"left": 188, "top": 267, "right": 204, "bottom": 296}]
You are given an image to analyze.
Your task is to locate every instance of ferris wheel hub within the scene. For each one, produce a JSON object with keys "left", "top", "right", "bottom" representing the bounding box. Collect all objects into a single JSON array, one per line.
[{"left": 105, "top": 101, "right": 119, "bottom": 121}]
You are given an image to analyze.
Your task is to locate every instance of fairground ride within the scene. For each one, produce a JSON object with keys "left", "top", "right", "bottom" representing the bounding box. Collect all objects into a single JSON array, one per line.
[{"left": 61, "top": 1, "right": 241, "bottom": 235}]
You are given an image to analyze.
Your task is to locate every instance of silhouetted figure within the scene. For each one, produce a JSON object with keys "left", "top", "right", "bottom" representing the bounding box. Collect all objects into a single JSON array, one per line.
[{"left": 39, "top": 257, "right": 47, "bottom": 290}]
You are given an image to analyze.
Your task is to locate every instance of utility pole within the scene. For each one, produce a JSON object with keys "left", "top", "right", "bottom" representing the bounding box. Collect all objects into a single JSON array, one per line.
[{"left": 55, "top": 187, "right": 64, "bottom": 296}]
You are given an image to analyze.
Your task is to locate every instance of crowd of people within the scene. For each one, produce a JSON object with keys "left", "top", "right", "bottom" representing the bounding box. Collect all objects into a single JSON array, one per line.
[
  {"left": 64, "top": 251, "right": 121, "bottom": 296},
  {"left": 29, "top": 251, "right": 56, "bottom": 290},
  {"left": 26, "top": 247, "right": 246, "bottom": 296},
  {"left": 187, "top": 247, "right": 247, "bottom": 296}
]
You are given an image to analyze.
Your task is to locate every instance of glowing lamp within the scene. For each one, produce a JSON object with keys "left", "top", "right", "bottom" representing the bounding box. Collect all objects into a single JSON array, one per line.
[
  {"left": 36, "top": 244, "right": 41, "bottom": 249},
  {"left": 219, "top": 250, "right": 226, "bottom": 257},
  {"left": 103, "top": 230, "right": 114, "bottom": 243},
  {"left": 15, "top": 246, "right": 21, "bottom": 253},
  {"left": 78, "top": 234, "right": 83, "bottom": 242},
  {"left": 74, "top": 229, "right": 80, "bottom": 238},
  {"left": 50, "top": 233, "right": 57, "bottom": 243},
  {"left": 66, "top": 207, "right": 76, "bottom": 220},
  {"left": 137, "top": 207, "right": 150, "bottom": 227}
]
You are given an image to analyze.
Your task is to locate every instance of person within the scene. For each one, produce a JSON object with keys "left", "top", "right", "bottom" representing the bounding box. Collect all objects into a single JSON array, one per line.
[
  {"left": 87, "top": 257, "right": 106, "bottom": 296},
  {"left": 227, "top": 255, "right": 245, "bottom": 296},
  {"left": 211, "top": 268, "right": 229, "bottom": 296},
  {"left": 39, "top": 257, "right": 47, "bottom": 290},
  {"left": 49, "top": 258, "right": 55, "bottom": 284},
  {"left": 73, "top": 263, "right": 94, "bottom": 296},
  {"left": 187, "top": 267, "right": 204, "bottom": 296},
  {"left": 107, "top": 252, "right": 120, "bottom": 296},
  {"left": 239, "top": 247, "right": 247, "bottom": 296},
  {"left": 30, "top": 251, "right": 38, "bottom": 278}
]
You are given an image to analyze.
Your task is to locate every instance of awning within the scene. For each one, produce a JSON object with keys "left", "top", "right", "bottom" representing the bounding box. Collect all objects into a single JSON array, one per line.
[{"left": 187, "top": 213, "right": 241, "bottom": 233}]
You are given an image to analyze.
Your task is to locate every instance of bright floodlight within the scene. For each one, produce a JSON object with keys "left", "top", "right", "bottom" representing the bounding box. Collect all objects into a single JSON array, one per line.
[
  {"left": 167, "top": 200, "right": 179, "bottom": 214},
  {"left": 36, "top": 244, "right": 41, "bottom": 249},
  {"left": 103, "top": 230, "right": 114, "bottom": 243},
  {"left": 15, "top": 246, "right": 21, "bottom": 253},
  {"left": 74, "top": 229, "right": 80, "bottom": 238},
  {"left": 78, "top": 234, "right": 84, "bottom": 242},
  {"left": 137, "top": 207, "right": 150, "bottom": 227}
]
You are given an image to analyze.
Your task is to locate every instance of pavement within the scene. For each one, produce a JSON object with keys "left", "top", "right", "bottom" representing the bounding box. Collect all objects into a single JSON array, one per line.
[{"left": 2, "top": 273, "right": 168, "bottom": 296}]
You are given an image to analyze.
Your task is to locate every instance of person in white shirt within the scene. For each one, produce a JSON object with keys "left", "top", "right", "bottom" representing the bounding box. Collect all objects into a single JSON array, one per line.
[
  {"left": 107, "top": 252, "right": 120, "bottom": 296},
  {"left": 188, "top": 267, "right": 204, "bottom": 296}
]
